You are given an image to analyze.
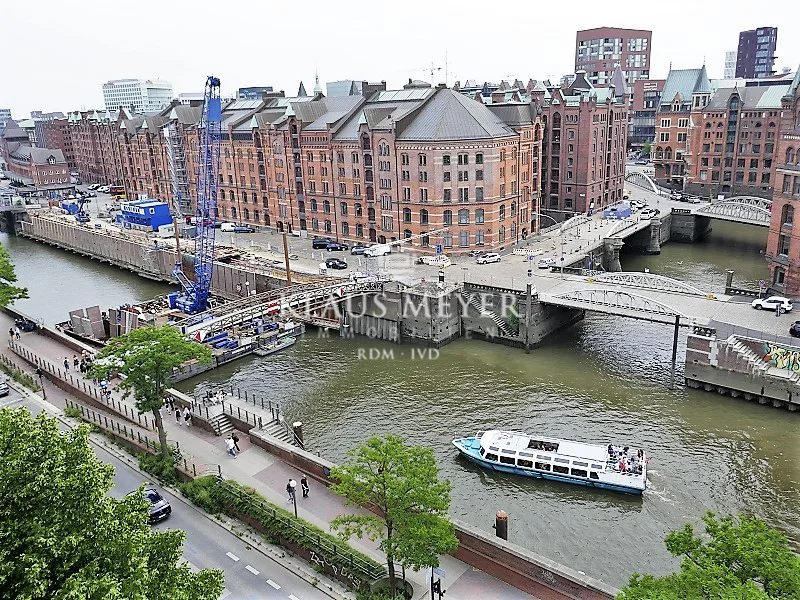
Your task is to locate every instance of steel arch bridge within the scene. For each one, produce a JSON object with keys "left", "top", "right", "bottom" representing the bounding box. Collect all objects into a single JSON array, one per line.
[
  {"left": 559, "top": 214, "right": 592, "bottom": 235},
  {"left": 541, "top": 288, "right": 688, "bottom": 325},
  {"left": 694, "top": 196, "right": 772, "bottom": 227},
  {"left": 624, "top": 170, "right": 659, "bottom": 194},
  {"left": 586, "top": 272, "right": 713, "bottom": 297}
]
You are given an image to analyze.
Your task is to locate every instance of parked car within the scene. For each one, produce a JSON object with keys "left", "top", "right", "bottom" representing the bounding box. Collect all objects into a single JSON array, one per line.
[
  {"left": 476, "top": 253, "right": 501, "bottom": 265},
  {"left": 326, "top": 242, "right": 348, "bottom": 251},
  {"left": 751, "top": 296, "right": 793, "bottom": 312},
  {"left": 312, "top": 237, "right": 333, "bottom": 249},
  {"left": 98, "top": 185, "right": 110, "bottom": 193},
  {"left": 233, "top": 224, "right": 255, "bottom": 233},
  {"left": 0, "top": 376, "right": 9, "bottom": 398},
  {"left": 635, "top": 159, "right": 648, "bottom": 165},
  {"left": 325, "top": 257, "right": 348, "bottom": 270},
  {"left": 538, "top": 258, "right": 556, "bottom": 269},
  {"left": 288, "top": 253, "right": 299, "bottom": 260},
  {"left": 364, "top": 244, "right": 391, "bottom": 257},
  {"left": 84, "top": 190, "right": 97, "bottom": 198},
  {"left": 790, "top": 322, "right": 800, "bottom": 338},
  {"left": 15, "top": 317, "right": 37, "bottom": 332},
  {"left": 686, "top": 196, "right": 701, "bottom": 204},
  {"left": 350, "top": 244, "right": 368, "bottom": 255},
  {"left": 128, "top": 487, "right": 171, "bottom": 524}
]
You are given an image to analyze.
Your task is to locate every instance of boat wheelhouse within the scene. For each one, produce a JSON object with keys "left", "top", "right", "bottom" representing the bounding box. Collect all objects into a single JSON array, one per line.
[{"left": 452, "top": 429, "right": 647, "bottom": 495}]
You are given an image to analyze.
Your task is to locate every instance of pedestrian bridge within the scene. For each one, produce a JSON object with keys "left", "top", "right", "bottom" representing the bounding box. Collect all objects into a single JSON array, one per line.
[
  {"left": 691, "top": 196, "right": 772, "bottom": 227},
  {"left": 624, "top": 170, "right": 659, "bottom": 194}
]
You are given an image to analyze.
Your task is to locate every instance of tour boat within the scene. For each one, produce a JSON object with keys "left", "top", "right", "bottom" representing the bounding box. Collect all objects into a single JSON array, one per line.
[
  {"left": 452, "top": 430, "right": 648, "bottom": 495},
  {"left": 253, "top": 335, "right": 297, "bottom": 357}
]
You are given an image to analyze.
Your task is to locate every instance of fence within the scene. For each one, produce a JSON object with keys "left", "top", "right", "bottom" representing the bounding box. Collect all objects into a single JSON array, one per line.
[
  {"left": 201, "top": 386, "right": 283, "bottom": 421},
  {"left": 216, "top": 479, "right": 386, "bottom": 584},
  {"left": 0, "top": 351, "right": 40, "bottom": 390},
  {"left": 8, "top": 340, "right": 154, "bottom": 431}
]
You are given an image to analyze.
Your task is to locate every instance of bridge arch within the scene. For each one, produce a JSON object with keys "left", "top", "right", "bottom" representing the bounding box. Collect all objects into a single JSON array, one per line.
[
  {"left": 624, "top": 170, "right": 659, "bottom": 194},
  {"left": 694, "top": 196, "right": 771, "bottom": 226},
  {"left": 558, "top": 214, "right": 592, "bottom": 235},
  {"left": 588, "top": 272, "right": 712, "bottom": 297},
  {"left": 542, "top": 288, "right": 688, "bottom": 323}
]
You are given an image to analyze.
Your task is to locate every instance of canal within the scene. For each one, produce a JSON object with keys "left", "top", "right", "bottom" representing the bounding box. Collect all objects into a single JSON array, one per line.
[{"left": 5, "top": 221, "right": 797, "bottom": 588}]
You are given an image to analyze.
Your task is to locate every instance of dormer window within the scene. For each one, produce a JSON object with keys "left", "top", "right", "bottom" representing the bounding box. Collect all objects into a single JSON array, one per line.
[{"left": 47, "top": 156, "right": 56, "bottom": 165}]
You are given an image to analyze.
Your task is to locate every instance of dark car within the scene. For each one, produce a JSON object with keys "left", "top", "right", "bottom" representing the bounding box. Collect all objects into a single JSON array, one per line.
[
  {"left": 128, "top": 488, "right": 171, "bottom": 523},
  {"left": 312, "top": 237, "right": 333, "bottom": 249},
  {"left": 325, "top": 257, "right": 348, "bottom": 270},
  {"left": 15, "top": 318, "right": 37, "bottom": 332},
  {"left": 351, "top": 244, "right": 368, "bottom": 255},
  {"left": 326, "top": 242, "right": 348, "bottom": 252},
  {"left": 635, "top": 159, "right": 648, "bottom": 165},
  {"left": 790, "top": 322, "right": 800, "bottom": 338},
  {"left": 233, "top": 224, "right": 255, "bottom": 233}
]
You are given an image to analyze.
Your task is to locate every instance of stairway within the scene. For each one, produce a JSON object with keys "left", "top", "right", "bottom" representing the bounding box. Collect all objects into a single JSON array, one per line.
[
  {"left": 724, "top": 336, "right": 800, "bottom": 383},
  {"left": 262, "top": 419, "right": 293, "bottom": 445},
  {"left": 210, "top": 413, "right": 235, "bottom": 437},
  {"left": 464, "top": 293, "right": 513, "bottom": 336}
]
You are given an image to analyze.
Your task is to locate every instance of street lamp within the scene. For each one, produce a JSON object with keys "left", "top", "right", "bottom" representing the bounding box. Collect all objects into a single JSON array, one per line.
[
  {"left": 35, "top": 367, "right": 45, "bottom": 399},
  {"left": 289, "top": 479, "right": 298, "bottom": 517}
]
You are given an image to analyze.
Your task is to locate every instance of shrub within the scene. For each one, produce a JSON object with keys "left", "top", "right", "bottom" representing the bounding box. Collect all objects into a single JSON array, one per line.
[
  {"left": 64, "top": 406, "right": 82, "bottom": 419},
  {"left": 137, "top": 453, "right": 179, "bottom": 485},
  {"left": 179, "top": 475, "right": 222, "bottom": 513},
  {"left": 0, "top": 363, "right": 40, "bottom": 391}
]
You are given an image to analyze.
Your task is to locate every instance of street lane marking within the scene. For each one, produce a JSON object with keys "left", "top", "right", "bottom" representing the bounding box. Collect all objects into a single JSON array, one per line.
[
  {"left": 226, "top": 552, "right": 240, "bottom": 561},
  {"left": 266, "top": 579, "right": 281, "bottom": 589},
  {"left": 289, "top": 595, "right": 301, "bottom": 600},
  {"left": 245, "top": 565, "right": 259, "bottom": 575}
]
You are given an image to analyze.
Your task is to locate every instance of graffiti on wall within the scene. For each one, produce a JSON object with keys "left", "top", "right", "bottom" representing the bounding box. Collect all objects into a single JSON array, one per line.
[{"left": 762, "top": 343, "right": 800, "bottom": 371}]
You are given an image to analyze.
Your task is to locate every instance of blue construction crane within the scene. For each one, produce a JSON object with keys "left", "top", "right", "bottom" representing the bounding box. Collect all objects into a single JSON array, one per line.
[{"left": 168, "top": 76, "right": 222, "bottom": 314}]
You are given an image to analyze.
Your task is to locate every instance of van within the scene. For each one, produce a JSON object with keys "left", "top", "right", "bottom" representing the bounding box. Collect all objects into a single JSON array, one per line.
[
  {"left": 364, "top": 244, "right": 391, "bottom": 257},
  {"left": 158, "top": 224, "right": 175, "bottom": 238},
  {"left": 220, "top": 222, "right": 236, "bottom": 232}
]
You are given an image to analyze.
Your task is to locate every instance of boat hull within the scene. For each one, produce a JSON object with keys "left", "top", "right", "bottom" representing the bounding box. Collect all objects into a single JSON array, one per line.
[{"left": 452, "top": 437, "right": 645, "bottom": 495}]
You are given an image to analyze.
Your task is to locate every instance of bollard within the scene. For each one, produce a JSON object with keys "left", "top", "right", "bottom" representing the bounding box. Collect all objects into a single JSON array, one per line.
[
  {"left": 495, "top": 510, "right": 508, "bottom": 540},
  {"left": 292, "top": 422, "right": 305, "bottom": 449}
]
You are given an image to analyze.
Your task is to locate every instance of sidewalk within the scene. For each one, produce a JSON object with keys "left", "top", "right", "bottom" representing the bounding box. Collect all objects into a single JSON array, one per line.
[{"left": 1, "top": 313, "right": 538, "bottom": 600}]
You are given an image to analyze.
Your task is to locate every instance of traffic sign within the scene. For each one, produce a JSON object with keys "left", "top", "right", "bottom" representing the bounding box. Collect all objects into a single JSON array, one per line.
[
  {"left": 529, "top": 254, "right": 535, "bottom": 261},
  {"left": 435, "top": 244, "right": 443, "bottom": 255},
  {"left": 759, "top": 280, "right": 766, "bottom": 288}
]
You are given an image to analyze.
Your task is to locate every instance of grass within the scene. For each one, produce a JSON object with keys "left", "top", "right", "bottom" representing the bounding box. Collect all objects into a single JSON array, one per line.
[{"left": 0, "top": 362, "right": 41, "bottom": 392}]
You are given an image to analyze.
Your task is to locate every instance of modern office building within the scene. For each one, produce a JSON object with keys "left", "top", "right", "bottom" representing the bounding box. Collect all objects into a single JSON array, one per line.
[
  {"left": 237, "top": 86, "right": 274, "bottom": 100},
  {"left": 0, "top": 108, "right": 12, "bottom": 134},
  {"left": 102, "top": 79, "right": 173, "bottom": 113},
  {"left": 735, "top": 27, "right": 778, "bottom": 79},
  {"left": 575, "top": 27, "right": 652, "bottom": 87},
  {"left": 724, "top": 51, "right": 738, "bottom": 79},
  {"left": 628, "top": 78, "right": 665, "bottom": 152},
  {"left": 326, "top": 80, "right": 388, "bottom": 97}
]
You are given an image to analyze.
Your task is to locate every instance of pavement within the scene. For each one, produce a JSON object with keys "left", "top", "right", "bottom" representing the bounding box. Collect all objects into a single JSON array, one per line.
[{"left": 1, "top": 311, "right": 540, "bottom": 600}]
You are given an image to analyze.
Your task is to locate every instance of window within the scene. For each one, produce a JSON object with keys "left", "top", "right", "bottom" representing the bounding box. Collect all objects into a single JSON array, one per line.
[
  {"left": 402, "top": 187, "right": 411, "bottom": 202},
  {"left": 552, "top": 465, "right": 569, "bottom": 474},
  {"left": 420, "top": 209, "right": 429, "bottom": 224},
  {"left": 322, "top": 199, "right": 330, "bottom": 213},
  {"left": 485, "top": 453, "right": 498, "bottom": 462},
  {"left": 459, "top": 231, "right": 469, "bottom": 247},
  {"left": 500, "top": 183, "right": 506, "bottom": 197},
  {"left": 340, "top": 202, "right": 348, "bottom": 216},
  {"left": 459, "top": 188, "right": 469, "bottom": 202},
  {"left": 381, "top": 215, "right": 393, "bottom": 231},
  {"left": 475, "top": 209, "right": 485, "bottom": 224},
  {"left": 458, "top": 171, "right": 468, "bottom": 182},
  {"left": 510, "top": 201, "right": 517, "bottom": 217},
  {"left": 401, "top": 153, "right": 408, "bottom": 165},
  {"left": 659, "top": 132, "right": 670, "bottom": 142},
  {"left": 381, "top": 195, "right": 392, "bottom": 211},
  {"left": 534, "top": 462, "right": 551, "bottom": 471},
  {"left": 443, "top": 154, "right": 450, "bottom": 165},
  {"left": 458, "top": 153, "right": 469, "bottom": 165},
  {"left": 403, "top": 208, "right": 411, "bottom": 223},
  {"left": 356, "top": 223, "right": 364, "bottom": 237},
  {"left": 444, "top": 171, "right": 451, "bottom": 182},
  {"left": 444, "top": 189, "right": 452, "bottom": 202},
  {"left": 571, "top": 469, "right": 588, "bottom": 478},
  {"left": 517, "top": 459, "right": 533, "bottom": 468},
  {"left": 660, "top": 118, "right": 671, "bottom": 128},
  {"left": 443, "top": 210, "right": 452, "bottom": 226},
  {"left": 475, "top": 230, "right": 484, "bottom": 245},
  {"left": 342, "top": 222, "right": 349, "bottom": 235},
  {"left": 499, "top": 204, "right": 506, "bottom": 220},
  {"left": 476, "top": 170, "right": 483, "bottom": 181},
  {"left": 476, "top": 153, "right": 483, "bottom": 164},
  {"left": 458, "top": 209, "right": 469, "bottom": 224},
  {"left": 778, "top": 234, "right": 791, "bottom": 256},
  {"left": 499, "top": 455, "right": 515, "bottom": 465},
  {"left": 339, "top": 182, "right": 347, "bottom": 196},
  {"left": 418, "top": 154, "right": 427, "bottom": 166},
  {"left": 476, "top": 187, "right": 484, "bottom": 202},
  {"left": 419, "top": 188, "right": 428, "bottom": 203},
  {"left": 324, "top": 220, "right": 332, "bottom": 233}
]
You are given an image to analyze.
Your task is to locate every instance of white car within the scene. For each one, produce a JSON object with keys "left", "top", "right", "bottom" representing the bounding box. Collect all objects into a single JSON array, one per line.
[
  {"left": 476, "top": 253, "right": 501, "bottom": 264},
  {"left": 538, "top": 258, "right": 556, "bottom": 269},
  {"left": 751, "top": 296, "right": 793, "bottom": 312},
  {"left": 364, "top": 244, "right": 391, "bottom": 257}
]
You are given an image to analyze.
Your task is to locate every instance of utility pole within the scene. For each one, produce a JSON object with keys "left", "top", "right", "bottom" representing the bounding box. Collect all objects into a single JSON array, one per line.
[{"left": 282, "top": 232, "right": 293, "bottom": 287}]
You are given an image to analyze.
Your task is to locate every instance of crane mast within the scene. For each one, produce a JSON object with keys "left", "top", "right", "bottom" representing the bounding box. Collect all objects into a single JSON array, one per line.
[{"left": 169, "top": 75, "right": 222, "bottom": 314}]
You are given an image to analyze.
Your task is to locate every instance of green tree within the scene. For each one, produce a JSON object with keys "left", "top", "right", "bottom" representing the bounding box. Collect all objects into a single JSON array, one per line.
[
  {"left": 618, "top": 512, "right": 800, "bottom": 600},
  {"left": 0, "top": 407, "right": 224, "bottom": 599},
  {"left": 0, "top": 244, "right": 27, "bottom": 307},
  {"left": 642, "top": 141, "right": 652, "bottom": 156},
  {"left": 89, "top": 325, "right": 210, "bottom": 456},
  {"left": 330, "top": 435, "right": 458, "bottom": 595}
]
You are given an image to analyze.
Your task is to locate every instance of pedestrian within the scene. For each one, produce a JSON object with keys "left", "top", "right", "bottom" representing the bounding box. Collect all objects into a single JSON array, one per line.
[
  {"left": 164, "top": 398, "right": 171, "bottom": 415},
  {"left": 301, "top": 474, "right": 309, "bottom": 498},
  {"left": 14, "top": 326, "right": 20, "bottom": 340},
  {"left": 286, "top": 479, "right": 296, "bottom": 503},
  {"left": 73, "top": 355, "right": 79, "bottom": 370},
  {"left": 232, "top": 432, "right": 241, "bottom": 453},
  {"left": 8, "top": 328, "right": 13, "bottom": 340},
  {"left": 63, "top": 357, "right": 69, "bottom": 371},
  {"left": 79, "top": 361, "right": 86, "bottom": 374},
  {"left": 176, "top": 407, "right": 182, "bottom": 426},
  {"left": 168, "top": 396, "right": 175, "bottom": 412},
  {"left": 225, "top": 436, "right": 237, "bottom": 458},
  {"left": 81, "top": 350, "right": 87, "bottom": 361},
  {"left": 183, "top": 406, "right": 191, "bottom": 426}
]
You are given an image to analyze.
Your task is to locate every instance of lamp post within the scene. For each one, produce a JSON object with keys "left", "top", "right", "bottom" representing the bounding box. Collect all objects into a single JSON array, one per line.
[
  {"left": 35, "top": 367, "right": 45, "bottom": 399},
  {"left": 289, "top": 479, "right": 298, "bottom": 517}
]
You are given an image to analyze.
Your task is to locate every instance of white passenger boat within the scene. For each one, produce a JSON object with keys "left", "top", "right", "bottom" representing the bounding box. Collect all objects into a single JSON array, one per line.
[{"left": 452, "top": 429, "right": 647, "bottom": 495}]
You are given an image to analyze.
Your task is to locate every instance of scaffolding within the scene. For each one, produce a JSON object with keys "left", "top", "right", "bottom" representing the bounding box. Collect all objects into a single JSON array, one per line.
[{"left": 163, "top": 123, "right": 192, "bottom": 216}]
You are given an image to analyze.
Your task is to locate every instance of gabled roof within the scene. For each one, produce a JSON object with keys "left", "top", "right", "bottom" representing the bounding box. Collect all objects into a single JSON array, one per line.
[
  {"left": 660, "top": 66, "right": 711, "bottom": 109},
  {"left": 786, "top": 66, "right": 800, "bottom": 99},
  {"left": 396, "top": 89, "right": 517, "bottom": 141},
  {"left": 610, "top": 65, "right": 628, "bottom": 96},
  {"left": 705, "top": 85, "right": 790, "bottom": 111},
  {"left": 1, "top": 120, "right": 28, "bottom": 142},
  {"left": 9, "top": 145, "right": 66, "bottom": 165},
  {"left": 485, "top": 103, "right": 534, "bottom": 127}
]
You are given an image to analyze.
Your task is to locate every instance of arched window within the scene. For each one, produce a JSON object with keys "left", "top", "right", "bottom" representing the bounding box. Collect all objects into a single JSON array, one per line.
[
  {"left": 241, "top": 190, "right": 247, "bottom": 202},
  {"left": 355, "top": 203, "right": 363, "bottom": 216},
  {"left": 510, "top": 201, "right": 517, "bottom": 217},
  {"left": 323, "top": 199, "right": 331, "bottom": 213},
  {"left": 443, "top": 209, "right": 452, "bottom": 225},
  {"left": 787, "top": 147, "right": 795, "bottom": 164},
  {"left": 458, "top": 209, "right": 469, "bottom": 224},
  {"left": 220, "top": 189, "right": 226, "bottom": 200},
  {"left": 324, "top": 220, "right": 332, "bottom": 233},
  {"left": 231, "top": 206, "right": 237, "bottom": 218},
  {"left": 705, "top": 122, "right": 712, "bottom": 129},
  {"left": 420, "top": 209, "right": 429, "bottom": 225},
  {"left": 781, "top": 204, "right": 794, "bottom": 227},
  {"left": 769, "top": 121, "right": 776, "bottom": 128},
  {"left": 356, "top": 223, "right": 364, "bottom": 237},
  {"left": 475, "top": 208, "right": 485, "bottom": 224},
  {"left": 252, "top": 192, "right": 257, "bottom": 203},
  {"left": 664, "top": 147, "right": 673, "bottom": 160},
  {"left": 342, "top": 222, "right": 349, "bottom": 235},
  {"left": 499, "top": 204, "right": 506, "bottom": 220},
  {"left": 243, "top": 208, "right": 250, "bottom": 220},
  {"left": 404, "top": 229, "right": 412, "bottom": 239},
  {"left": 656, "top": 146, "right": 664, "bottom": 159},
  {"left": 552, "top": 112, "right": 561, "bottom": 128},
  {"left": 367, "top": 206, "right": 375, "bottom": 221},
  {"left": 403, "top": 207, "right": 411, "bottom": 223}
]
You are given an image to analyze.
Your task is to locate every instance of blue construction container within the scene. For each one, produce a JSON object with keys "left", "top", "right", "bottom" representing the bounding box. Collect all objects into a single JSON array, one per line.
[
  {"left": 115, "top": 200, "right": 173, "bottom": 231},
  {"left": 603, "top": 206, "right": 631, "bottom": 220}
]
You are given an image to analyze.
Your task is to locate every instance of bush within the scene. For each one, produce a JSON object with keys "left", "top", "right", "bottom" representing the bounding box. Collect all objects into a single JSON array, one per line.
[
  {"left": 137, "top": 453, "right": 179, "bottom": 485},
  {"left": 64, "top": 406, "right": 82, "bottom": 419},
  {"left": 179, "top": 475, "right": 222, "bottom": 513},
  {"left": 0, "top": 363, "right": 40, "bottom": 391},
  {"left": 356, "top": 591, "right": 407, "bottom": 600}
]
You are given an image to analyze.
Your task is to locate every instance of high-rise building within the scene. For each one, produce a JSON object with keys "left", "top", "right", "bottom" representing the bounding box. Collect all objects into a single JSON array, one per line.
[
  {"left": 575, "top": 27, "right": 652, "bottom": 87},
  {"left": 724, "top": 51, "right": 738, "bottom": 79},
  {"left": 628, "top": 78, "right": 665, "bottom": 152},
  {"left": 735, "top": 27, "right": 778, "bottom": 79},
  {"left": 0, "top": 108, "right": 12, "bottom": 134},
  {"left": 102, "top": 79, "right": 173, "bottom": 113}
]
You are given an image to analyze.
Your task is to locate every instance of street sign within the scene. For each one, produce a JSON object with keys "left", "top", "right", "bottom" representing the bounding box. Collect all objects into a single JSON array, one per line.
[
  {"left": 435, "top": 244, "right": 443, "bottom": 255},
  {"left": 529, "top": 254, "right": 535, "bottom": 261},
  {"left": 759, "top": 280, "right": 766, "bottom": 288},
  {"left": 433, "top": 566, "right": 446, "bottom": 579}
]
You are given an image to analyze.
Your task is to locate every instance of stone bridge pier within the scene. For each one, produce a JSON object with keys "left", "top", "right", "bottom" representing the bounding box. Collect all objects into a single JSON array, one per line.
[
  {"left": 602, "top": 238, "right": 624, "bottom": 272},
  {"left": 670, "top": 209, "right": 711, "bottom": 242}
]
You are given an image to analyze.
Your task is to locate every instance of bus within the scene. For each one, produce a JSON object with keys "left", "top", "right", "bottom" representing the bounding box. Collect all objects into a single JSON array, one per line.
[{"left": 110, "top": 185, "right": 126, "bottom": 200}]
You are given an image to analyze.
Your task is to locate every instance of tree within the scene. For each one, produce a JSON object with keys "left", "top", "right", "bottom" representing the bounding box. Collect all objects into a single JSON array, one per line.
[
  {"left": 642, "top": 141, "right": 652, "bottom": 156},
  {"left": 89, "top": 325, "right": 211, "bottom": 457},
  {"left": 618, "top": 512, "right": 800, "bottom": 600},
  {"left": 0, "top": 407, "right": 224, "bottom": 599},
  {"left": 330, "top": 435, "right": 458, "bottom": 594},
  {"left": 0, "top": 244, "right": 27, "bottom": 308}
]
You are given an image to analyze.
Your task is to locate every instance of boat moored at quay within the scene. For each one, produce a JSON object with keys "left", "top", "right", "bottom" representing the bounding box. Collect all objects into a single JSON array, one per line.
[{"left": 452, "top": 429, "right": 648, "bottom": 495}]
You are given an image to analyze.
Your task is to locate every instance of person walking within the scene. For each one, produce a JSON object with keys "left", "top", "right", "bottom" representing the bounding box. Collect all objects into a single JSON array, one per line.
[
  {"left": 300, "top": 474, "right": 309, "bottom": 498},
  {"left": 72, "top": 355, "right": 79, "bottom": 370},
  {"left": 182, "top": 406, "right": 191, "bottom": 426},
  {"left": 63, "top": 357, "right": 69, "bottom": 371},
  {"left": 286, "top": 479, "right": 296, "bottom": 503},
  {"left": 225, "top": 436, "right": 237, "bottom": 458},
  {"left": 231, "top": 432, "right": 241, "bottom": 453},
  {"left": 8, "top": 327, "right": 13, "bottom": 340},
  {"left": 14, "top": 326, "right": 21, "bottom": 340},
  {"left": 176, "top": 407, "right": 182, "bottom": 426},
  {"left": 167, "top": 396, "right": 175, "bottom": 413}
]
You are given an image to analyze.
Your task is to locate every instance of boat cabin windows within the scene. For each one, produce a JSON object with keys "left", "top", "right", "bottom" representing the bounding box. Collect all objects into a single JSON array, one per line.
[
  {"left": 489, "top": 446, "right": 500, "bottom": 452},
  {"left": 528, "top": 439, "right": 559, "bottom": 452},
  {"left": 517, "top": 459, "right": 533, "bottom": 468},
  {"left": 534, "top": 462, "right": 551, "bottom": 471},
  {"left": 499, "top": 456, "right": 515, "bottom": 465},
  {"left": 536, "top": 454, "right": 551, "bottom": 461},
  {"left": 552, "top": 465, "right": 569, "bottom": 474},
  {"left": 571, "top": 468, "right": 588, "bottom": 478},
  {"left": 591, "top": 464, "right": 604, "bottom": 470},
  {"left": 553, "top": 458, "right": 570, "bottom": 464},
  {"left": 573, "top": 461, "right": 588, "bottom": 467},
  {"left": 479, "top": 447, "right": 485, "bottom": 456},
  {"left": 485, "top": 452, "right": 498, "bottom": 461},
  {"left": 589, "top": 472, "right": 600, "bottom": 480}
]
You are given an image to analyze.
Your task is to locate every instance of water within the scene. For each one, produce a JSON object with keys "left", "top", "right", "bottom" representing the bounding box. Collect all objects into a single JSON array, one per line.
[{"left": 6, "top": 221, "right": 798, "bottom": 588}]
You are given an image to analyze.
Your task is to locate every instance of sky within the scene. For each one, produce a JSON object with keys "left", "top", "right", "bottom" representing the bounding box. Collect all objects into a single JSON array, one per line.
[{"left": 3, "top": 0, "right": 800, "bottom": 118}]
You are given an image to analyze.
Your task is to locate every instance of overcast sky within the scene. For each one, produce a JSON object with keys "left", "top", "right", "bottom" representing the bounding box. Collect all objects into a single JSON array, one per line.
[{"left": 3, "top": 0, "right": 799, "bottom": 118}]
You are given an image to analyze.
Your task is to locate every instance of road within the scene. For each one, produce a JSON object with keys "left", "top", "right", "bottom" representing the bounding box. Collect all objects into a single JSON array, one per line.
[{"left": 2, "top": 389, "right": 336, "bottom": 600}]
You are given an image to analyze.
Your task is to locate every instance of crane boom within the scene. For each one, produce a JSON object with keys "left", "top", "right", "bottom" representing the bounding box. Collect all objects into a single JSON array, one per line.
[{"left": 169, "top": 76, "right": 222, "bottom": 314}]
